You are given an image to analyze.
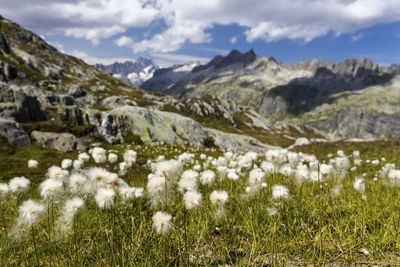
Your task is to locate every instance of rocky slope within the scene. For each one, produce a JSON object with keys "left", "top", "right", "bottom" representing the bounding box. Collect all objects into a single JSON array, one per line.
[
  {"left": 95, "top": 58, "right": 159, "bottom": 87},
  {"left": 0, "top": 15, "right": 288, "bottom": 152},
  {"left": 142, "top": 49, "right": 400, "bottom": 140}
]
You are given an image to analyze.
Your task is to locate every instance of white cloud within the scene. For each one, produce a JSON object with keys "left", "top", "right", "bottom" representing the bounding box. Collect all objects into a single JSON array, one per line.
[
  {"left": 352, "top": 33, "right": 364, "bottom": 42},
  {"left": 115, "top": 36, "right": 133, "bottom": 47},
  {"left": 2, "top": 0, "right": 400, "bottom": 51},
  {"left": 65, "top": 25, "right": 126, "bottom": 46},
  {"left": 151, "top": 52, "right": 210, "bottom": 67},
  {"left": 69, "top": 49, "right": 209, "bottom": 67},
  {"left": 197, "top": 47, "right": 230, "bottom": 55},
  {"left": 230, "top": 35, "right": 239, "bottom": 44},
  {"left": 132, "top": 20, "right": 212, "bottom": 53},
  {"left": 69, "top": 50, "right": 137, "bottom": 65}
]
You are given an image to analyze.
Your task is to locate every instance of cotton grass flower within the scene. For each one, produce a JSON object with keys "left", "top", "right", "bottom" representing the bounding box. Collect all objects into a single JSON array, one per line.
[
  {"left": 178, "top": 176, "right": 197, "bottom": 193},
  {"left": 152, "top": 211, "right": 172, "bottom": 235},
  {"left": 73, "top": 159, "right": 84, "bottom": 170},
  {"left": 86, "top": 167, "right": 112, "bottom": 186},
  {"left": 95, "top": 188, "right": 115, "bottom": 209},
  {"left": 27, "top": 159, "right": 38, "bottom": 168},
  {"left": 64, "top": 197, "right": 84, "bottom": 215},
  {"left": 249, "top": 168, "right": 265, "bottom": 185},
  {"left": 39, "top": 178, "right": 64, "bottom": 200},
  {"left": 68, "top": 173, "right": 88, "bottom": 194},
  {"left": 183, "top": 191, "right": 202, "bottom": 210},
  {"left": 78, "top": 152, "right": 90, "bottom": 162},
  {"left": 9, "top": 177, "right": 30, "bottom": 194},
  {"left": 147, "top": 174, "right": 167, "bottom": 195},
  {"left": 123, "top": 149, "right": 137, "bottom": 166},
  {"left": 61, "top": 159, "right": 72, "bottom": 169},
  {"left": 118, "top": 186, "right": 135, "bottom": 201},
  {"left": 200, "top": 170, "right": 216, "bottom": 185},
  {"left": 272, "top": 185, "right": 290, "bottom": 200},
  {"left": 261, "top": 161, "right": 275, "bottom": 174},
  {"left": 0, "top": 183, "right": 9, "bottom": 198},
  {"left": 134, "top": 187, "right": 144, "bottom": 198},
  {"left": 91, "top": 147, "right": 107, "bottom": 163},
  {"left": 17, "top": 200, "right": 46, "bottom": 226},
  {"left": 210, "top": 190, "right": 228, "bottom": 206},
  {"left": 47, "top": 166, "right": 68, "bottom": 181},
  {"left": 54, "top": 197, "right": 85, "bottom": 241},
  {"left": 388, "top": 169, "right": 400, "bottom": 186},
  {"left": 353, "top": 178, "right": 365, "bottom": 193},
  {"left": 108, "top": 153, "right": 118, "bottom": 164}
]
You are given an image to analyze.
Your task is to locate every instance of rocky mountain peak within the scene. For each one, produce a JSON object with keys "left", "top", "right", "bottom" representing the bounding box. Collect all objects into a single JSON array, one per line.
[
  {"left": 192, "top": 49, "right": 257, "bottom": 73},
  {"left": 95, "top": 58, "right": 159, "bottom": 86}
]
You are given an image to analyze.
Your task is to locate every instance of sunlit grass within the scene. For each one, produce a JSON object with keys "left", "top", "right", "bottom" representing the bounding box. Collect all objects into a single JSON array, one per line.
[{"left": 0, "top": 137, "right": 400, "bottom": 265}]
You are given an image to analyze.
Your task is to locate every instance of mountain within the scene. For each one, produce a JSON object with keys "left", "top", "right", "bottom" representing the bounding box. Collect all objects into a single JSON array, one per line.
[
  {"left": 95, "top": 58, "right": 159, "bottom": 87},
  {"left": 142, "top": 49, "right": 400, "bottom": 140},
  {"left": 140, "top": 61, "right": 200, "bottom": 92},
  {"left": 0, "top": 15, "right": 297, "bottom": 152}
]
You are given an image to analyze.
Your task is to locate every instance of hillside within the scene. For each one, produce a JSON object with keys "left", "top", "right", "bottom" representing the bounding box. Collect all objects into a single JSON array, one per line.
[
  {"left": 0, "top": 15, "right": 303, "bottom": 151},
  {"left": 142, "top": 49, "right": 400, "bottom": 140}
]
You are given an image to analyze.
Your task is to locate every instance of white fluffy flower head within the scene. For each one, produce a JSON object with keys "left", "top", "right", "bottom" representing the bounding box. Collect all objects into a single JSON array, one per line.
[
  {"left": 272, "top": 185, "right": 290, "bottom": 200},
  {"left": 18, "top": 200, "right": 46, "bottom": 226},
  {"left": 0, "top": 183, "right": 10, "bottom": 198},
  {"left": 152, "top": 211, "right": 172, "bottom": 235},
  {"left": 95, "top": 188, "right": 115, "bottom": 209},
  {"left": 200, "top": 170, "right": 216, "bottom": 185},
  {"left": 108, "top": 153, "right": 118, "bottom": 164},
  {"left": 210, "top": 190, "right": 228, "bottom": 206},
  {"left": 9, "top": 177, "right": 30, "bottom": 193},
  {"left": 65, "top": 197, "right": 84, "bottom": 215},
  {"left": 47, "top": 166, "right": 68, "bottom": 181},
  {"left": 353, "top": 178, "right": 365, "bottom": 193},
  {"left": 27, "top": 159, "right": 38, "bottom": 169},
  {"left": 61, "top": 159, "right": 73, "bottom": 169},
  {"left": 183, "top": 191, "right": 202, "bottom": 210},
  {"left": 39, "top": 178, "right": 64, "bottom": 200},
  {"left": 91, "top": 147, "right": 107, "bottom": 163}
]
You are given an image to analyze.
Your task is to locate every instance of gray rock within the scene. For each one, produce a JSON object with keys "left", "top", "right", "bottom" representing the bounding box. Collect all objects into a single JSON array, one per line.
[
  {"left": 0, "top": 62, "right": 19, "bottom": 81},
  {"left": 31, "top": 131, "right": 88, "bottom": 152},
  {"left": 0, "top": 118, "right": 30, "bottom": 145},
  {"left": 108, "top": 106, "right": 277, "bottom": 151},
  {"left": 13, "top": 90, "right": 47, "bottom": 122},
  {"left": 0, "top": 32, "right": 10, "bottom": 54},
  {"left": 67, "top": 84, "right": 87, "bottom": 98},
  {"left": 101, "top": 96, "right": 137, "bottom": 109}
]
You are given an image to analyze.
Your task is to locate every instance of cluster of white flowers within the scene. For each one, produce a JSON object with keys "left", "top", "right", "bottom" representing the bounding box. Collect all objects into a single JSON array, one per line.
[{"left": 8, "top": 146, "right": 145, "bottom": 241}]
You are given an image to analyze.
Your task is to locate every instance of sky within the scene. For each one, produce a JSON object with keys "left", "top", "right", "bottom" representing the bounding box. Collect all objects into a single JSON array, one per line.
[{"left": 2, "top": 0, "right": 400, "bottom": 67}]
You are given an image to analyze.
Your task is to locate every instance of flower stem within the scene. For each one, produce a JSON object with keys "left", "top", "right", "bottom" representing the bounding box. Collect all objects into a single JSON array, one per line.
[{"left": 31, "top": 225, "right": 39, "bottom": 266}]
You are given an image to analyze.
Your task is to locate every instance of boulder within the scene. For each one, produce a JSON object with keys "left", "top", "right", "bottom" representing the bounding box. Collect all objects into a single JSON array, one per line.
[
  {"left": 31, "top": 131, "right": 88, "bottom": 152},
  {"left": 0, "top": 86, "right": 47, "bottom": 122},
  {"left": 0, "top": 118, "right": 30, "bottom": 145},
  {"left": 101, "top": 96, "right": 137, "bottom": 109},
  {"left": 67, "top": 84, "right": 87, "bottom": 98}
]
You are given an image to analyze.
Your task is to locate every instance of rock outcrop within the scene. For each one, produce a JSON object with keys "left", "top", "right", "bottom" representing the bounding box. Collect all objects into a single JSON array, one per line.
[
  {"left": 0, "top": 118, "right": 30, "bottom": 146},
  {"left": 31, "top": 131, "right": 88, "bottom": 152}
]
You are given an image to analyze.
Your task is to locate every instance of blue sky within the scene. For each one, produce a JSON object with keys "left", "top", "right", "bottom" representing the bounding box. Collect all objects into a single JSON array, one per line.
[{"left": 2, "top": 0, "right": 400, "bottom": 67}]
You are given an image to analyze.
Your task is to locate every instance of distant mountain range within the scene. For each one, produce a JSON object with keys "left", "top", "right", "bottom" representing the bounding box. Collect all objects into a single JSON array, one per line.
[
  {"left": 95, "top": 58, "right": 159, "bottom": 87},
  {"left": 142, "top": 49, "right": 400, "bottom": 140}
]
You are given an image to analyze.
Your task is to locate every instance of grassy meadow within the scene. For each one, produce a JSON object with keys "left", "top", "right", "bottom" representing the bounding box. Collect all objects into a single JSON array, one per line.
[{"left": 0, "top": 137, "right": 400, "bottom": 266}]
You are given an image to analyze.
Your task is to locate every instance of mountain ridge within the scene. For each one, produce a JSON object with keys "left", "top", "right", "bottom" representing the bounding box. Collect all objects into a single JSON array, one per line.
[
  {"left": 95, "top": 58, "right": 159, "bottom": 87},
  {"left": 141, "top": 49, "right": 400, "bottom": 140}
]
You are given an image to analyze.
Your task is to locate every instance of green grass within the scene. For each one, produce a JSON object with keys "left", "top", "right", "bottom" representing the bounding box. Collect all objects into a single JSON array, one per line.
[
  {"left": 22, "top": 119, "right": 96, "bottom": 138},
  {"left": 0, "top": 138, "right": 400, "bottom": 265}
]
